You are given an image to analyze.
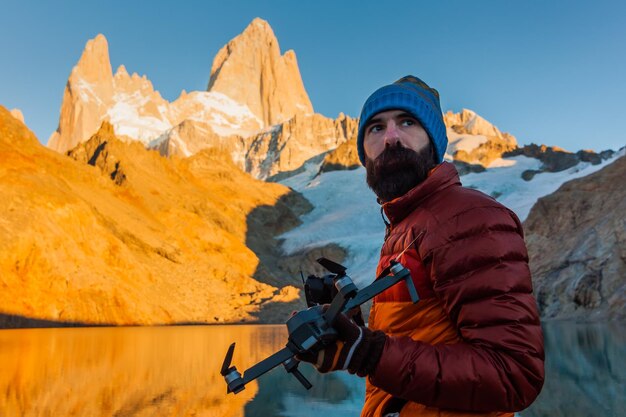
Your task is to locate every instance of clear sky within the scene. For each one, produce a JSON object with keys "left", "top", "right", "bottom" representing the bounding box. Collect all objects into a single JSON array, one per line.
[{"left": 1, "top": 0, "right": 625, "bottom": 152}]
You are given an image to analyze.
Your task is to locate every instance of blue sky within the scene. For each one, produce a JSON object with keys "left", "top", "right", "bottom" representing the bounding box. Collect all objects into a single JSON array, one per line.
[{"left": 1, "top": 0, "right": 624, "bottom": 152}]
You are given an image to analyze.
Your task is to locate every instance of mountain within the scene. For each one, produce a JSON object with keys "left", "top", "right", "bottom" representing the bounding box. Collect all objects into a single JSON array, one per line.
[
  {"left": 46, "top": 34, "right": 264, "bottom": 155},
  {"left": 443, "top": 109, "right": 518, "bottom": 166},
  {"left": 47, "top": 34, "right": 172, "bottom": 153},
  {"left": 0, "top": 105, "right": 303, "bottom": 327},
  {"left": 524, "top": 155, "right": 625, "bottom": 321},
  {"left": 57, "top": 21, "right": 598, "bottom": 184},
  {"left": 47, "top": 20, "right": 355, "bottom": 180},
  {"left": 207, "top": 17, "right": 313, "bottom": 126}
]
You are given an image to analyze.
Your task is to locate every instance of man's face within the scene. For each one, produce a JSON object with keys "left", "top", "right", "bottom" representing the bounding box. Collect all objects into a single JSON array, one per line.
[
  {"left": 363, "top": 110, "right": 436, "bottom": 202},
  {"left": 363, "top": 110, "right": 430, "bottom": 160}
]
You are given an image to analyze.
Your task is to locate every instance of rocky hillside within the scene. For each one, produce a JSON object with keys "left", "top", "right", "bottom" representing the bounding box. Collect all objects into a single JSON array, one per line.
[
  {"left": 525, "top": 155, "right": 625, "bottom": 321},
  {"left": 0, "top": 106, "right": 304, "bottom": 327}
]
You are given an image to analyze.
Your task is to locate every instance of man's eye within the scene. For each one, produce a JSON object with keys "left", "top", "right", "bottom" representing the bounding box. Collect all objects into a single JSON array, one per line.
[
  {"left": 369, "top": 125, "right": 383, "bottom": 133},
  {"left": 401, "top": 119, "right": 415, "bottom": 126}
]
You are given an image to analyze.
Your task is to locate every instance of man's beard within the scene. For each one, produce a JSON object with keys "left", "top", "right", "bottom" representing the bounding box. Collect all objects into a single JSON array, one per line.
[{"left": 365, "top": 143, "right": 436, "bottom": 203}]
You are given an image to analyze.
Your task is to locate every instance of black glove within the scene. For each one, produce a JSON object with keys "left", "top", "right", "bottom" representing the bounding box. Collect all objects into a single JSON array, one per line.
[{"left": 297, "top": 308, "right": 386, "bottom": 376}]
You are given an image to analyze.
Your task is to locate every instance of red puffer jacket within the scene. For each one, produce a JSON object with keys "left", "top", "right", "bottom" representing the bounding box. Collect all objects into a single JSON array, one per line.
[{"left": 362, "top": 162, "right": 545, "bottom": 417}]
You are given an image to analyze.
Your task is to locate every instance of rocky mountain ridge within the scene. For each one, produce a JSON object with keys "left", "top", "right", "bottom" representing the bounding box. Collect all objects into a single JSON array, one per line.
[
  {"left": 504, "top": 143, "right": 615, "bottom": 180},
  {"left": 207, "top": 17, "right": 313, "bottom": 126}
]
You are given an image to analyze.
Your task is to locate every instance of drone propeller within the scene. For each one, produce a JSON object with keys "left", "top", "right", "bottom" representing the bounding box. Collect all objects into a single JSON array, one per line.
[
  {"left": 221, "top": 343, "right": 236, "bottom": 376},
  {"left": 317, "top": 257, "right": 347, "bottom": 275}
]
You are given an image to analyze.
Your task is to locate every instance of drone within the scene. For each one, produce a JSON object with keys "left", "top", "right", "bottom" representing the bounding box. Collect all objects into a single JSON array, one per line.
[{"left": 221, "top": 257, "right": 419, "bottom": 394}]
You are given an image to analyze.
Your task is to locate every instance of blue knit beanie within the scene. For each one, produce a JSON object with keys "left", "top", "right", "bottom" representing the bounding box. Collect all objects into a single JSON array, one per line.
[{"left": 357, "top": 75, "right": 448, "bottom": 165}]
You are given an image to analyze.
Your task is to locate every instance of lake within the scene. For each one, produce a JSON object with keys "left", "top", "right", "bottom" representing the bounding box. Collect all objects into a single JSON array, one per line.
[{"left": 0, "top": 322, "right": 623, "bottom": 416}]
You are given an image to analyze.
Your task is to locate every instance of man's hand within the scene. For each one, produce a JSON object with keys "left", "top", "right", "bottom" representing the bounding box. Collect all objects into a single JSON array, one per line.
[{"left": 297, "top": 308, "right": 386, "bottom": 376}]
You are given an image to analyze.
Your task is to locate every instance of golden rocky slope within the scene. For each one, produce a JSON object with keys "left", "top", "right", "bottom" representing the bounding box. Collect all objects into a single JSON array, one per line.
[{"left": 0, "top": 106, "right": 302, "bottom": 327}]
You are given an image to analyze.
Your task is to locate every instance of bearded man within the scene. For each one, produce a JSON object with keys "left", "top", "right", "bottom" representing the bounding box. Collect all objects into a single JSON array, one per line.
[{"left": 299, "top": 76, "right": 545, "bottom": 417}]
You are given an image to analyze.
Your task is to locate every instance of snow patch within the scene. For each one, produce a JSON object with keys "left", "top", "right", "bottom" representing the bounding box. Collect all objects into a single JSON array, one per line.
[
  {"left": 487, "top": 158, "right": 517, "bottom": 168},
  {"left": 106, "top": 98, "right": 172, "bottom": 144},
  {"left": 183, "top": 92, "right": 261, "bottom": 124},
  {"left": 462, "top": 154, "right": 621, "bottom": 221},
  {"left": 75, "top": 78, "right": 103, "bottom": 105},
  {"left": 446, "top": 131, "right": 488, "bottom": 154},
  {"left": 280, "top": 163, "right": 384, "bottom": 287}
]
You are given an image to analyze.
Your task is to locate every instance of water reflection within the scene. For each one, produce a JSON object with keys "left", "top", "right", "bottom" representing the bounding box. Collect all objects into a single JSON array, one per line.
[
  {"left": 0, "top": 322, "right": 623, "bottom": 416},
  {"left": 522, "top": 322, "right": 625, "bottom": 417},
  {"left": 246, "top": 363, "right": 363, "bottom": 417},
  {"left": 0, "top": 325, "right": 291, "bottom": 417}
]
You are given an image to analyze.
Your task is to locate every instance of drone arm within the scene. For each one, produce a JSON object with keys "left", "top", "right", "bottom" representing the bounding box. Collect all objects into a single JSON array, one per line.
[
  {"left": 323, "top": 290, "right": 347, "bottom": 326},
  {"left": 343, "top": 274, "right": 401, "bottom": 311},
  {"left": 241, "top": 347, "right": 294, "bottom": 386},
  {"left": 343, "top": 264, "right": 418, "bottom": 312}
]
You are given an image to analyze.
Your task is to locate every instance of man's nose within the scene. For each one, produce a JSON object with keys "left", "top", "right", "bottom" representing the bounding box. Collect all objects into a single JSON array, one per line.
[{"left": 383, "top": 121, "right": 401, "bottom": 147}]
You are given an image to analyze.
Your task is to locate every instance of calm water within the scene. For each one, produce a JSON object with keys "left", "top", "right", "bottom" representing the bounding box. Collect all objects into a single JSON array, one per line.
[{"left": 0, "top": 322, "right": 623, "bottom": 416}]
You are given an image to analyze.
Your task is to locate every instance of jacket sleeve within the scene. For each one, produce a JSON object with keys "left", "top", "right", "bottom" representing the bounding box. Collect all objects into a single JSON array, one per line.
[{"left": 369, "top": 205, "right": 545, "bottom": 412}]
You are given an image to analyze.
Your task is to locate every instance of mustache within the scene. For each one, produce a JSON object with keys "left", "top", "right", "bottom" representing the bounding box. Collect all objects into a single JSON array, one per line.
[{"left": 373, "top": 143, "right": 421, "bottom": 171}]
